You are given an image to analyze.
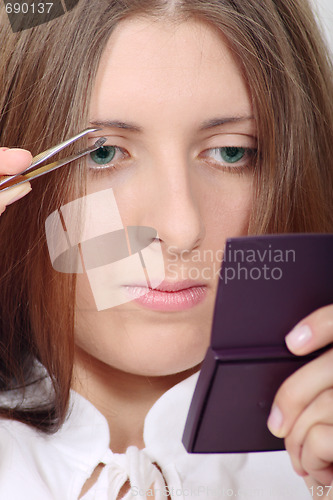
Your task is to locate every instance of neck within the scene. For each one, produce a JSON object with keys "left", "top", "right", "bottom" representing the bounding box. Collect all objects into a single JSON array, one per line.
[{"left": 72, "top": 346, "right": 199, "bottom": 453}]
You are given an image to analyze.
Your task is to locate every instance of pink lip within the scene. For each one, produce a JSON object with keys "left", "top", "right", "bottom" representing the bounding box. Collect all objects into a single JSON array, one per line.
[{"left": 123, "top": 280, "right": 208, "bottom": 311}]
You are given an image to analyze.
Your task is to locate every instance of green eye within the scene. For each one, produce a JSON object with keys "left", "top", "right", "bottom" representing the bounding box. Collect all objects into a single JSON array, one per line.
[
  {"left": 90, "top": 146, "right": 116, "bottom": 165},
  {"left": 220, "top": 147, "right": 245, "bottom": 163}
]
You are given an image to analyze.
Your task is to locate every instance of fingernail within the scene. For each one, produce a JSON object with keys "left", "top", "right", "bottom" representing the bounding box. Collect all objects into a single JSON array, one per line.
[
  {"left": 267, "top": 405, "right": 284, "bottom": 436},
  {"left": 285, "top": 324, "right": 312, "bottom": 350}
]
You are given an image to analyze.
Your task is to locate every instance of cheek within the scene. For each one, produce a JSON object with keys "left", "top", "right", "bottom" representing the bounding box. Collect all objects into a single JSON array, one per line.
[
  {"left": 202, "top": 175, "right": 253, "bottom": 236},
  {"left": 75, "top": 273, "right": 96, "bottom": 310}
]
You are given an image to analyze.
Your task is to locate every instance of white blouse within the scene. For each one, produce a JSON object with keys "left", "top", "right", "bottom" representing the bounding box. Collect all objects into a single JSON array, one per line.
[{"left": 0, "top": 373, "right": 310, "bottom": 499}]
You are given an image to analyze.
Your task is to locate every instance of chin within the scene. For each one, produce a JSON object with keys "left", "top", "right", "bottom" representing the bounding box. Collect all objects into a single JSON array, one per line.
[{"left": 116, "top": 350, "right": 206, "bottom": 377}]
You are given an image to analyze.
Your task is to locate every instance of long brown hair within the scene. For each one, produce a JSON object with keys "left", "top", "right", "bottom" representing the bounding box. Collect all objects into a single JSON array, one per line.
[{"left": 0, "top": 0, "right": 332, "bottom": 433}]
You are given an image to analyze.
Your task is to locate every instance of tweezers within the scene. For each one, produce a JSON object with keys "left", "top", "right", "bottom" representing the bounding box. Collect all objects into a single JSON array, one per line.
[{"left": 0, "top": 128, "right": 106, "bottom": 192}]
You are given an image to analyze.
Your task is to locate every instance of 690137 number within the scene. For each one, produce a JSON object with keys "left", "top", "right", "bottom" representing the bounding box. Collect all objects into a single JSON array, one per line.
[{"left": 5, "top": 3, "right": 53, "bottom": 14}]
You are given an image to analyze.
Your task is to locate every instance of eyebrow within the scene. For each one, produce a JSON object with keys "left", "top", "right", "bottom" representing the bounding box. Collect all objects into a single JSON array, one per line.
[
  {"left": 89, "top": 116, "right": 255, "bottom": 133},
  {"left": 90, "top": 120, "right": 143, "bottom": 133},
  {"left": 199, "top": 116, "right": 255, "bottom": 130}
]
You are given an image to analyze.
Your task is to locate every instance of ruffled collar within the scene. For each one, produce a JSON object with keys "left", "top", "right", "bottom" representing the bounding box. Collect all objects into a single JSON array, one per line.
[
  {"left": 51, "top": 372, "right": 200, "bottom": 499},
  {"left": 54, "top": 371, "right": 199, "bottom": 469}
]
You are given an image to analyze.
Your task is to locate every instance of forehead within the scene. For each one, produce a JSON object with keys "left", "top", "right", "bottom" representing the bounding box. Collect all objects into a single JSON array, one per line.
[{"left": 90, "top": 17, "right": 252, "bottom": 126}]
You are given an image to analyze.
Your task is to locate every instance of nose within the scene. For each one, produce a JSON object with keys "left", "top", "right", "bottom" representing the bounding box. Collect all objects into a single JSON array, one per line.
[{"left": 142, "top": 150, "right": 205, "bottom": 256}]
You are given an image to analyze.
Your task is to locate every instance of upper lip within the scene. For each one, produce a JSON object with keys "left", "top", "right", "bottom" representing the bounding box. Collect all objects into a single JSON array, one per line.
[{"left": 124, "top": 279, "right": 207, "bottom": 292}]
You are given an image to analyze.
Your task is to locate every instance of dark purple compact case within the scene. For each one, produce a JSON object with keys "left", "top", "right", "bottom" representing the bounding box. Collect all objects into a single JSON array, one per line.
[{"left": 182, "top": 234, "right": 333, "bottom": 453}]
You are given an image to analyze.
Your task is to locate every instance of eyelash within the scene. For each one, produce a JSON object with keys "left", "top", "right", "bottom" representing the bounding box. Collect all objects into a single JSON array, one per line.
[
  {"left": 88, "top": 146, "right": 128, "bottom": 174},
  {"left": 200, "top": 147, "right": 257, "bottom": 174},
  {"left": 88, "top": 144, "right": 257, "bottom": 176}
]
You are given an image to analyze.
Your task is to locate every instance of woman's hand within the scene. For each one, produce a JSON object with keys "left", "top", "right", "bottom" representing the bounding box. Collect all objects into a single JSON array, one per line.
[
  {"left": 267, "top": 304, "right": 333, "bottom": 498},
  {"left": 0, "top": 147, "right": 33, "bottom": 214}
]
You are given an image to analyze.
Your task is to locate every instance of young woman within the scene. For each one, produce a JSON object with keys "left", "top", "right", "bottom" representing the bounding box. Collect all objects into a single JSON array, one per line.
[{"left": 0, "top": 0, "right": 333, "bottom": 498}]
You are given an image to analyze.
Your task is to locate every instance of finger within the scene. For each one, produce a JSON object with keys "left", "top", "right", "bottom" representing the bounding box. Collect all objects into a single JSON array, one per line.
[
  {"left": 0, "top": 147, "right": 33, "bottom": 214},
  {"left": 301, "top": 424, "right": 333, "bottom": 486},
  {"left": 0, "top": 147, "right": 32, "bottom": 174},
  {"left": 267, "top": 348, "right": 333, "bottom": 438},
  {"left": 285, "top": 388, "right": 333, "bottom": 476},
  {"left": 285, "top": 305, "right": 333, "bottom": 356},
  {"left": 0, "top": 182, "right": 32, "bottom": 215}
]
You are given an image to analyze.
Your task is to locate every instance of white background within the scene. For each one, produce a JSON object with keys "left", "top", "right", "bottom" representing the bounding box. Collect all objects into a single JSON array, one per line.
[{"left": 309, "top": 0, "right": 333, "bottom": 56}]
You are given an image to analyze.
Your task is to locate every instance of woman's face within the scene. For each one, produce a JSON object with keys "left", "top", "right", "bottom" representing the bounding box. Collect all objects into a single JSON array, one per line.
[{"left": 74, "top": 17, "right": 256, "bottom": 376}]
